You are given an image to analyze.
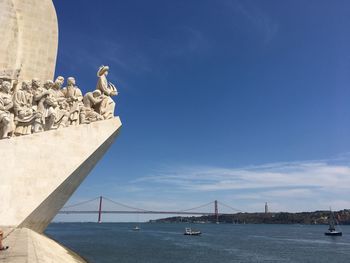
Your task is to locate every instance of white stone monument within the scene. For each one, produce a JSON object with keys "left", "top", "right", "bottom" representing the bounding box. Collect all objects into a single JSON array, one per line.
[{"left": 0, "top": 1, "right": 122, "bottom": 262}]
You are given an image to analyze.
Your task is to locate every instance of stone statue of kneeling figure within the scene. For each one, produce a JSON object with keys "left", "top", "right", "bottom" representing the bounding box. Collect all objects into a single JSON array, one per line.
[{"left": 83, "top": 90, "right": 104, "bottom": 123}]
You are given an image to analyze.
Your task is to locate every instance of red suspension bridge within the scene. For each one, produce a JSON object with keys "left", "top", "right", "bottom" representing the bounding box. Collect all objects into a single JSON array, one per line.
[{"left": 58, "top": 196, "right": 243, "bottom": 223}]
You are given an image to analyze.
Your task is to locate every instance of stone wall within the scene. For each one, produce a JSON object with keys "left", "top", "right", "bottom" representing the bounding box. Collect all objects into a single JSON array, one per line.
[{"left": 0, "top": 0, "right": 58, "bottom": 82}]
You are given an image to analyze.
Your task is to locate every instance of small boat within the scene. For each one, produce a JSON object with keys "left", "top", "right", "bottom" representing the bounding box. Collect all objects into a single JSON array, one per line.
[
  {"left": 324, "top": 209, "right": 342, "bottom": 236},
  {"left": 133, "top": 226, "right": 140, "bottom": 231},
  {"left": 133, "top": 213, "right": 141, "bottom": 231},
  {"left": 184, "top": 228, "right": 201, "bottom": 236}
]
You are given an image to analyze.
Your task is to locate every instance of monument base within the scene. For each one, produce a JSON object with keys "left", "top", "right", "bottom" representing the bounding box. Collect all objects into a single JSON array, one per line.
[{"left": 0, "top": 117, "right": 122, "bottom": 233}]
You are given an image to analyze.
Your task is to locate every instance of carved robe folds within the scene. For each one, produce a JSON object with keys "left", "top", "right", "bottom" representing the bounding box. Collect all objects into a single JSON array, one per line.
[
  {"left": 13, "top": 88, "right": 36, "bottom": 135},
  {"left": 0, "top": 91, "right": 14, "bottom": 139},
  {"left": 64, "top": 85, "right": 85, "bottom": 125},
  {"left": 45, "top": 88, "right": 69, "bottom": 129}
]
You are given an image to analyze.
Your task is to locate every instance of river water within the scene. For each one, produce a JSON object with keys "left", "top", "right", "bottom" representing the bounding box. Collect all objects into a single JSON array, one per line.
[{"left": 46, "top": 223, "right": 350, "bottom": 263}]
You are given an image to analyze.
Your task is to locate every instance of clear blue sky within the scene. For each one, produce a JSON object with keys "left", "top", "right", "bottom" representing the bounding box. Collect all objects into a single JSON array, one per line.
[{"left": 53, "top": 0, "right": 350, "bottom": 221}]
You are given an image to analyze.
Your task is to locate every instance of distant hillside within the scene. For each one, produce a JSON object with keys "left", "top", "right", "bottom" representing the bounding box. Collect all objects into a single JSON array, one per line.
[{"left": 150, "top": 210, "right": 350, "bottom": 224}]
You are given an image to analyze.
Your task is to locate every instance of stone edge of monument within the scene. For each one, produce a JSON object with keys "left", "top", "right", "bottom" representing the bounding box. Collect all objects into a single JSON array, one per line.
[
  {"left": 0, "top": 117, "right": 122, "bottom": 230},
  {"left": 20, "top": 118, "right": 122, "bottom": 233},
  {"left": 0, "top": 227, "right": 87, "bottom": 263}
]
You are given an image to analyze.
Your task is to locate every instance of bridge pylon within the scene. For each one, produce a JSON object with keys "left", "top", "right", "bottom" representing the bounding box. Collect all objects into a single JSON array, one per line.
[
  {"left": 98, "top": 196, "right": 103, "bottom": 223},
  {"left": 214, "top": 200, "right": 219, "bottom": 224}
]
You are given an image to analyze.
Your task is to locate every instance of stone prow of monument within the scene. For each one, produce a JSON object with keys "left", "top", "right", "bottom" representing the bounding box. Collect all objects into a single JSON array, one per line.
[{"left": 0, "top": 117, "right": 122, "bottom": 233}]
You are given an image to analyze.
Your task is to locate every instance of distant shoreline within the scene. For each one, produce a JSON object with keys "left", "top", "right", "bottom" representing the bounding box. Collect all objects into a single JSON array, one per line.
[
  {"left": 149, "top": 209, "right": 350, "bottom": 225},
  {"left": 51, "top": 209, "right": 350, "bottom": 225}
]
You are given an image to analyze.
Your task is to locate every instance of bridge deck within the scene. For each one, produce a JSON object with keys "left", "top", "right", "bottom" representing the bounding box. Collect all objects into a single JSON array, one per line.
[{"left": 58, "top": 211, "right": 218, "bottom": 215}]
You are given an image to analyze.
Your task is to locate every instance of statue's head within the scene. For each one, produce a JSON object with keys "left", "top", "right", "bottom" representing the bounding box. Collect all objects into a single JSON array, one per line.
[
  {"left": 32, "top": 78, "right": 41, "bottom": 89},
  {"left": 97, "top": 65, "right": 109, "bottom": 77},
  {"left": 1, "top": 81, "right": 11, "bottom": 93},
  {"left": 22, "top": 81, "right": 31, "bottom": 91},
  {"left": 54, "top": 76, "right": 64, "bottom": 88},
  {"left": 44, "top": 80, "right": 54, "bottom": 90},
  {"left": 67, "top": 77, "right": 76, "bottom": 86},
  {"left": 92, "top": 90, "right": 102, "bottom": 97}
]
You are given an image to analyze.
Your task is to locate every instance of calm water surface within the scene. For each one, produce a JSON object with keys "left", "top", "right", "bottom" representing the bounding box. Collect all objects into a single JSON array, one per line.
[{"left": 46, "top": 223, "right": 350, "bottom": 263}]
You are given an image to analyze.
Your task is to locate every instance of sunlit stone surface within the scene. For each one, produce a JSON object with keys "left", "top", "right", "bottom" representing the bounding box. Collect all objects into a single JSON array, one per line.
[
  {"left": 0, "top": 0, "right": 58, "bottom": 82},
  {"left": 0, "top": 117, "right": 121, "bottom": 232},
  {"left": 0, "top": 227, "right": 86, "bottom": 263}
]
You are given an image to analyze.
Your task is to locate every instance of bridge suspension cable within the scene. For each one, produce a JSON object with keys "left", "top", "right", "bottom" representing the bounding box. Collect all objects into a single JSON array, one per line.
[
  {"left": 217, "top": 201, "right": 243, "bottom": 213},
  {"left": 177, "top": 201, "right": 215, "bottom": 213},
  {"left": 102, "top": 196, "right": 150, "bottom": 212},
  {"left": 61, "top": 196, "right": 100, "bottom": 210}
]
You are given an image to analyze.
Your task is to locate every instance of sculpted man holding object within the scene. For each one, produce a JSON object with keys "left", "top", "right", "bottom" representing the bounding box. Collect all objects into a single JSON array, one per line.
[{"left": 96, "top": 66, "right": 118, "bottom": 120}]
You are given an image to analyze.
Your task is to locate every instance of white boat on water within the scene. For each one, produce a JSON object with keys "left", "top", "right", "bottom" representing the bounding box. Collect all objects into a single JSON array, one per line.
[
  {"left": 133, "top": 226, "right": 140, "bottom": 231},
  {"left": 324, "top": 209, "right": 342, "bottom": 236},
  {"left": 184, "top": 228, "right": 201, "bottom": 236}
]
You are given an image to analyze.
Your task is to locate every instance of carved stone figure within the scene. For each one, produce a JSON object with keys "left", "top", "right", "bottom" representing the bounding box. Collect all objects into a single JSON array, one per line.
[
  {"left": 43, "top": 80, "right": 54, "bottom": 90},
  {"left": 46, "top": 77, "right": 70, "bottom": 130},
  {"left": 31, "top": 79, "right": 51, "bottom": 133},
  {"left": 52, "top": 76, "right": 69, "bottom": 110},
  {"left": 13, "top": 81, "right": 37, "bottom": 135},
  {"left": 0, "top": 81, "right": 14, "bottom": 138},
  {"left": 83, "top": 90, "right": 104, "bottom": 123},
  {"left": 96, "top": 66, "right": 118, "bottom": 119},
  {"left": 63, "top": 77, "right": 86, "bottom": 125},
  {"left": 42, "top": 80, "right": 57, "bottom": 130}
]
